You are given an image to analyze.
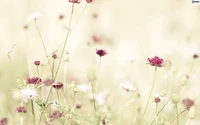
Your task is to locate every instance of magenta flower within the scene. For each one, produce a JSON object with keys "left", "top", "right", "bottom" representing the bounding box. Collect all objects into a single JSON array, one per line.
[
  {"left": 86, "top": 0, "right": 94, "bottom": 3},
  {"left": 154, "top": 97, "right": 161, "bottom": 103},
  {"left": 52, "top": 82, "right": 63, "bottom": 89},
  {"left": 96, "top": 49, "right": 107, "bottom": 57},
  {"left": 17, "top": 106, "right": 27, "bottom": 113},
  {"left": 0, "top": 118, "right": 8, "bottom": 125},
  {"left": 50, "top": 110, "right": 63, "bottom": 121},
  {"left": 34, "top": 61, "right": 40, "bottom": 66},
  {"left": 75, "top": 103, "right": 82, "bottom": 109},
  {"left": 147, "top": 56, "right": 164, "bottom": 67},
  {"left": 193, "top": 54, "right": 199, "bottom": 59},
  {"left": 182, "top": 98, "right": 194, "bottom": 110},
  {"left": 68, "top": 0, "right": 81, "bottom": 4},
  {"left": 27, "top": 77, "right": 42, "bottom": 84}
]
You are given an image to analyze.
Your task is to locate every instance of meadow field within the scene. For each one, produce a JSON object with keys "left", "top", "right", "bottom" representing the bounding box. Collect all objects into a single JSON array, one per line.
[{"left": 0, "top": 0, "right": 200, "bottom": 125}]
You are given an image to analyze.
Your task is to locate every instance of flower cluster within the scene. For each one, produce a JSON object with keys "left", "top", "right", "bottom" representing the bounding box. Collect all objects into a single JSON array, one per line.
[
  {"left": 16, "top": 106, "right": 27, "bottom": 113},
  {"left": 0, "top": 118, "right": 8, "bottom": 125},
  {"left": 96, "top": 49, "right": 107, "bottom": 57},
  {"left": 27, "top": 77, "right": 42, "bottom": 84},
  {"left": 147, "top": 56, "right": 164, "bottom": 67}
]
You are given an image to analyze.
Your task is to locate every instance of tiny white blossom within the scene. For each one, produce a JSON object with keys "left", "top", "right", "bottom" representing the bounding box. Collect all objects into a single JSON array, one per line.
[
  {"left": 120, "top": 81, "right": 136, "bottom": 92},
  {"left": 77, "top": 84, "right": 91, "bottom": 92},
  {"left": 21, "top": 88, "right": 38, "bottom": 102},
  {"left": 28, "top": 13, "right": 42, "bottom": 21},
  {"left": 89, "top": 92, "right": 107, "bottom": 106}
]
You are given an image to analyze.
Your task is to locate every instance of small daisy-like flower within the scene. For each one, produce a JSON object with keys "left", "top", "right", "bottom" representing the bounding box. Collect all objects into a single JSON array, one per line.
[
  {"left": 28, "top": 13, "right": 41, "bottom": 21},
  {"left": 34, "top": 61, "right": 40, "bottom": 66},
  {"left": 182, "top": 98, "right": 194, "bottom": 110},
  {"left": 120, "top": 82, "right": 136, "bottom": 92},
  {"left": 147, "top": 56, "right": 164, "bottom": 67},
  {"left": 0, "top": 118, "right": 8, "bottom": 125},
  {"left": 50, "top": 110, "right": 63, "bottom": 121},
  {"left": 68, "top": 0, "right": 81, "bottom": 4},
  {"left": 17, "top": 106, "right": 27, "bottom": 113},
  {"left": 21, "top": 88, "right": 38, "bottom": 102},
  {"left": 96, "top": 49, "right": 107, "bottom": 57},
  {"left": 86, "top": 0, "right": 94, "bottom": 3},
  {"left": 52, "top": 82, "right": 63, "bottom": 89},
  {"left": 43, "top": 79, "right": 55, "bottom": 86},
  {"left": 27, "top": 77, "right": 42, "bottom": 84},
  {"left": 77, "top": 84, "right": 91, "bottom": 92}
]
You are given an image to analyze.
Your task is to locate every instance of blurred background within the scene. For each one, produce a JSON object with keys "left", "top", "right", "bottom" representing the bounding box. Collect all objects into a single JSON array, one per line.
[{"left": 1, "top": 0, "right": 200, "bottom": 124}]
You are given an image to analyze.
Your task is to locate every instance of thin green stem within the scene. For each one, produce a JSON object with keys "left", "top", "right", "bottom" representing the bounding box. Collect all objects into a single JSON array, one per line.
[
  {"left": 31, "top": 100, "right": 36, "bottom": 125},
  {"left": 140, "top": 66, "right": 157, "bottom": 124},
  {"left": 176, "top": 104, "right": 179, "bottom": 125},
  {"left": 34, "top": 21, "right": 52, "bottom": 74},
  {"left": 54, "top": 3, "right": 75, "bottom": 80},
  {"left": 168, "top": 110, "right": 187, "bottom": 123},
  {"left": 91, "top": 80, "right": 97, "bottom": 112}
]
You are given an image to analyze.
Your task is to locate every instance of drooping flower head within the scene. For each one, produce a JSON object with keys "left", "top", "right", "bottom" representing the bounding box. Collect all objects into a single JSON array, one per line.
[
  {"left": 17, "top": 106, "right": 27, "bottom": 113},
  {"left": 68, "top": 0, "right": 81, "bottom": 4},
  {"left": 28, "top": 13, "right": 41, "bottom": 21},
  {"left": 96, "top": 49, "right": 107, "bottom": 57},
  {"left": 147, "top": 56, "right": 164, "bottom": 67},
  {"left": 182, "top": 98, "right": 194, "bottom": 110},
  {"left": 21, "top": 88, "right": 38, "bottom": 102}
]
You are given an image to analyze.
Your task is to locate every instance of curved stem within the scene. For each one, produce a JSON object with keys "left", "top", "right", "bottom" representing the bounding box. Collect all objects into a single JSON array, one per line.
[{"left": 140, "top": 66, "right": 157, "bottom": 124}]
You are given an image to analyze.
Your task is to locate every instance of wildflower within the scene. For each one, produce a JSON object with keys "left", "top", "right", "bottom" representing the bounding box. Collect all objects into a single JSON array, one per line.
[
  {"left": 34, "top": 61, "right": 40, "bottom": 66},
  {"left": 52, "top": 82, "right": 63, "bottom": 89},
  {"left": 92, "top": 35, "right": 102, "bottom": 44},
  {"left": 0, "top": 118, "right": 8, "bottom": 125},
  {"left": 193, "top": 54, "right": 199, "bottom": 59},
  {"left": 77, "top": 84, "right": 91, "bottom": 92},
  {"left": 43, "top": 79, "right": 55, "bottom": 86},
  {"left": 86, "top": 0, "right": 94, "bottom": 3},
  {"left": 182, "top": 98, "right": 194, "bottom": 110},
  {"left": 58, "top": 15, "right": 64, "bottom": 20},
  {"left": 96, "top": 49, "right": 107, "bottom": 57},
  {"left": 16, "top": 106, "right": 27, "bottom": 113},
  {"left": 21, "top": 88, "right": 38, "bottom": 102},
  {"left": 89, "top": 92, "right": 107, "bottom": 105},
  {"left": 27, "top": 77, "right": 42, "bottom": 84},
  {"left": 50, "top": 110, "right": 63, "bottom": 121},
  {"left": 28, "top": 13, "right": 41, "bottom": 21},
  {"left": 171, "top": 93, "right": 180, "bottom": 104},
  {"left": 75, "top": 103, "right": 82, "bottom": 109},
  {"left": 154, "top": 97, "right": 161, "bottom": 103},
  {"left": 120, "top": 82, "right": 136, "bottom": 92},
  {"left": 147, "top": 56, "right": 164, "bottom": 67},
  {"left": 68, "top": 0, "right": 81, "bottom": 4}
]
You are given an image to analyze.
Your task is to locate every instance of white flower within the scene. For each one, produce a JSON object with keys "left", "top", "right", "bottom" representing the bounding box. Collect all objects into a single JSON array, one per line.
[
  {"left": 120, "top": 81, "right": 136, "bottom": 92},
  {"left": 21, "top": 88, "right": 38, "bottom": 102},
  {"left": 89, "top": 92, "right": 107, "bottom": 106},
  {"left": 28, "top": 13, "right": 42, "bottom": 21},
  {"left": 77, "top": 84, "right": 91, "bottom": 92}
]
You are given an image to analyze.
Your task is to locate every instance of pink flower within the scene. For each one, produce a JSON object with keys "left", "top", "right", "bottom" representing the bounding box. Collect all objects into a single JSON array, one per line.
[
  {"left": 92, "top": 35, "right": 102, "bottom": 44},
  {"left": 68, "top": 0, "right": 81, "bottom": 4},
  {"left": 75, "top": 103, "right": 82, "bottom": 109},
  {"left": 27, "top": 77, "right": 42, "bottom": 84},
  {"left": 50, "top": 111, "right": 63, "bottom": 121},
  {"left": 0, "top": 118, "right": 8, "bottom": 125},
  {"left": 17, "top": 106, "right": 27, "bottom": 113},
  {"left": 34, "top": 61, "right": 40, "bottom": 66},
  {"left": 147, "top": 56, "right": 164, "bottom": 67},
  {"left": 193, "top": 54, "right": 199, "bottom": 59},
  {"left": 154, "top": 97, "right": 161, "bottom": 103},
  {"left": 86, "top": 0, "right": 94, "bottom": 3},
  {"left": 182, "top": 98, "right": 194, "bottom": 110},
  {"left": 52, "top": 82, "right": 63, "bottom": 89},
  {"left": 96, "top": 49, "right": 107, "bottom": 57}
]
